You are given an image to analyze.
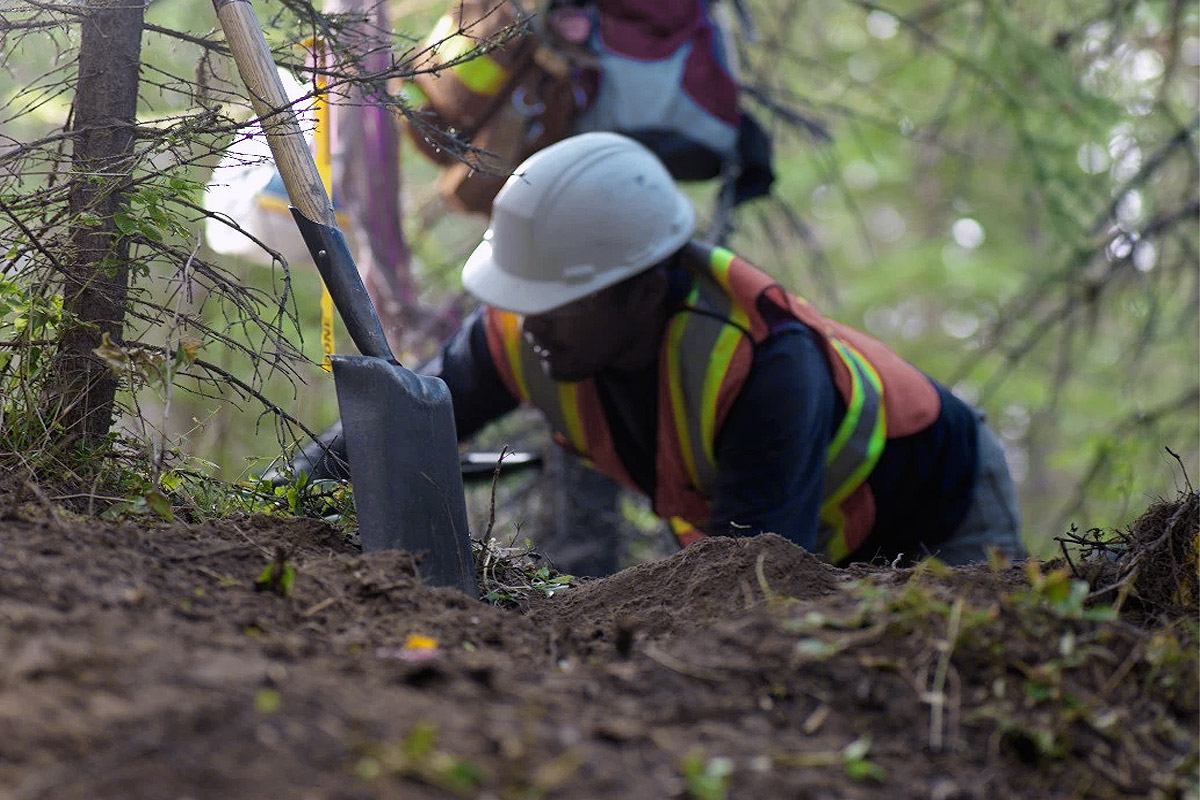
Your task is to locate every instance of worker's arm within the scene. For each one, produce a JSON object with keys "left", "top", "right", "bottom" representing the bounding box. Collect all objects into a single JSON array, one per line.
[
  {"left": 706, "top": 325, "right": 838, "bottom": 552},
  {"left": 423, "top": 307, "right": 520, "bottom": 440}
]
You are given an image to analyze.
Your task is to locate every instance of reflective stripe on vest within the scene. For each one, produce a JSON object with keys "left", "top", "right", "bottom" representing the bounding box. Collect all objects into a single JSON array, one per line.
[
  {"left": 425, "top": 14, "right": 509, "bottom": 96},
  {"left": 669, "top": 247, "right": 887, "bottom": 561},
  {"left": 665, "top": 246, "right": 749, "bottom": 493},
  {"left": 491, "top": 310, "right": 591, "bottom": 455},
  {"left": 819, "top": 340, "right": 887, "bottom": 563}
]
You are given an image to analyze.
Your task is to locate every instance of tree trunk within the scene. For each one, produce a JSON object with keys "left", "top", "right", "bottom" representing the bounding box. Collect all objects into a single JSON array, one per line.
[{"left": 48, "top": 0, "right": 144, "bottom": 447}]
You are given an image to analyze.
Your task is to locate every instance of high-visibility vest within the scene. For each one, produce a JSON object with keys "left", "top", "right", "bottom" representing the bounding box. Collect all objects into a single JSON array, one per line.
[{"left": 483, "top": 242, "right": 941, "bottom": 562}]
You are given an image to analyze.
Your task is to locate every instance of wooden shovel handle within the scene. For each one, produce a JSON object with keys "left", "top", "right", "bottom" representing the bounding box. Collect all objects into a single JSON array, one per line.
[{"left": 212, "top": 0, "right": 334, "bottom": 229}]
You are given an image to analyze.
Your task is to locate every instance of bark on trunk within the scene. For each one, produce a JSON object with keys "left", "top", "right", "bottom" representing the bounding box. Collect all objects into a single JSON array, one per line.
[{"left": 48, "top": 0, "right": 144, "bottom": 447}]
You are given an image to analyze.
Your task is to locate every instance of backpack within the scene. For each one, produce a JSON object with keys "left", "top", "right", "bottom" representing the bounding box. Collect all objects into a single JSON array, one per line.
[{"left": 401, "top": 0, "right": 773, "bottom": 217}]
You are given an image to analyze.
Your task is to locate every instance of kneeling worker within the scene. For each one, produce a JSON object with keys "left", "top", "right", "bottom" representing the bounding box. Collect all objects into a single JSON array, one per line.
[{"left": 301, "top": 132, "right": 1026, "bottom": 566}]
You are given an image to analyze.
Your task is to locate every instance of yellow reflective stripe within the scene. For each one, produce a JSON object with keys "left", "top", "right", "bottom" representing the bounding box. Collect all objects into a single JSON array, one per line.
[
  {"left": 820, "top": 340, "right": 887, "bottom": 562},
  {"left": 667, "top": 315, "right": 703, "bottom": 489},
  {"left": 454, "top": 57, "right": 507, "bottom": 95},
  {"left": 669, "top": 516, "right": 693, "bottom": 536},
  {"left": 824, "top": 508, "right": 850, "bottom": 564},
  {"left": 825, "top": 341, "right": 865, "bottom": 463},
  {"left": 557, "top": 382, "right": 588, "bottom": 452},
  {"left": 709, "top": 246, "right": 736, "bottom": 288},
  {"left": 425, "top": 14, "right": 509, "bottom": 95},
  {"left": 398, "top": 80, "right": 429, "bottom": 108},
  {"left": 695, "top": 246, "right": 748, "bottom": 472},
  {"left": 500, "top": 313, "right": 530, "bottom": 401},
  {"left": 701, "top": 324, "right": 741, "bottom": 469},
  {"left": 709, "top": 247, "right": 750, "bottom": 329}
]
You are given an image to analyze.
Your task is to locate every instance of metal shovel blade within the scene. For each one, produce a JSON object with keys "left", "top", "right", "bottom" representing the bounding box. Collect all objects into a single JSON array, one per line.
[
  {"left": 213, "top": 0, "right": 476, "bottom": 595},
  {"left": 332, "top": 355, "right": 476, "bottom": 596}
]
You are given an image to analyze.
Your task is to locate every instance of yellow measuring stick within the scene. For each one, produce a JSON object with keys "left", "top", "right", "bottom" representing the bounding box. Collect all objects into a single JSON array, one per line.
[{"left": 312, "top": 37, "right": 336, "bottom": 372}]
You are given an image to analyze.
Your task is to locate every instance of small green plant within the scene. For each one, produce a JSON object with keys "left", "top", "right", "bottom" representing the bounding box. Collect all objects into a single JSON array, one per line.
[
  {"left": 102, "top": 475, "right": 178, "bottom": 522},
  {"left": 681, "top": 748, "right": 733, "bottom": 800},
  {"left": 1014, "top": 560, "right": 1117, "bottom": 621},
  {"left": 774, "top": 736, "right": 887, "bottom": 783},
  {"left": 478, "top": 535, "right": 575, "bottom": 608},
  {"left": 354, "top": 720, "right": 487, "bottom": 795},
  {"left": 253, "top": 688, "right": 281, "bottom": 714},
  {"left": 254, "top": 547, "right": 296, "bottom": 597},
  {"left": 840, "top": 737, "right": 887, "bottom": 783}
]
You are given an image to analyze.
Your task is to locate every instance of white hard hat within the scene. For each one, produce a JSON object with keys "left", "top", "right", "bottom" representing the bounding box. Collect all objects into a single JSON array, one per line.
[{"left": 462, "top": 132, "right": 695, "bottom": 315}]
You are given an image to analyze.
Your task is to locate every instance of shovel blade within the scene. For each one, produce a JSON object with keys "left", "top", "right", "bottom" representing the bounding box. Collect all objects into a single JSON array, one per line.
[{"left": 331, "top": 355, "right": 476, "bottom": 596}]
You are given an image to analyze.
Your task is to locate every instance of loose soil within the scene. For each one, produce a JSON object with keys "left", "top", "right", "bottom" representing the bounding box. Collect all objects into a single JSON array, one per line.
[{"left": 0, "top": 486, "right": 1196, "bottom": 800}]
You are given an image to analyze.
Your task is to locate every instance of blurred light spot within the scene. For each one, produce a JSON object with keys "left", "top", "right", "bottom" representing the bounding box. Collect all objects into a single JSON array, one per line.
[
  {"left": 940, "top": 310, "right": 980, "bottom": 340},
  {"left": 1132, "top": 240, "right": 1157, "bottom": 273},
  {"left": 899, "top": 116, "right": 915, "bottom": 136},
  {"left": 1107, "top": 128, "right": 1136, "bottom": 158},
  {"left": 1183, "top": 37, "right": 1200, "bottom": 67},
  {"left": 848, "top": 53, "right": 879, "bottom": 82},
  {"left": 941, "top": 243, "right": 970, "bottom": 271},
  {"left": 869, "top": 205, "right": 907, "bottom": 243},
  {"left": 951, "top": 217, "right": 985, "bottom": 249},
  {"left": 1076, "top": 142, "right": 1110, "bottom": 174},
  {"left": 1004, "top": 444, "right": 1027, "bottom": 485},
  {"left": 900, "top": 313, "right": 925, "bottom": 340},
  {"left": 1130, "top": 49, "right": 1164, "bottom": 82},
  {"left": 1108, "top": 131, "right": 1143, "bottom": 182},
  {"left": 1123, "top": 86, "right": 1156, "bottom": 116},
  {"left": 866, "top": 10, "right": 899, "bottom": 39},
  {"left": 1084, "top": 22, "right": 1112, "bottom": 50},
  {"left": 999, "top": 404, "right": 1030, "bottom": 439},
  {"left": 1115, "top": 190, "right": 1143, "bottom": 228},
  {"left": 843, "top": 160, "right": 878, "bottom": 190},
  {"left": 863, "top": 306, "right": 902, "bottom": 337},
  {"left": 1107, "top": 232, "right": 1135, "bottom": 260},
  {"left": 810, "top": 184, "right": 837, "bottom": 219},
  {"left": 952, "top": 382, "right": 981, "bottom": 408}
]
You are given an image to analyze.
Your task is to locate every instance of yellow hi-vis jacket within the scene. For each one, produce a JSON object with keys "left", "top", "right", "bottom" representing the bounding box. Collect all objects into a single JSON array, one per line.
[{"left": 483, "top": 242, "right": 941, "bottom": 563}]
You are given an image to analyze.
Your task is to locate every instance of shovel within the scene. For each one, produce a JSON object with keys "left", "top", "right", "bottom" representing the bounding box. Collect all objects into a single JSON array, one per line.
[{"left": 213, "top": 0, "right": 476, "bottom": 595}]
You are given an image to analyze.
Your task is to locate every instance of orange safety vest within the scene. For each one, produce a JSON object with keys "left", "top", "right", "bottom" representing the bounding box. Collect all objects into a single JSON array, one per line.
[{"left": 483, "top": 242, "right": 941, "bottom": 562}]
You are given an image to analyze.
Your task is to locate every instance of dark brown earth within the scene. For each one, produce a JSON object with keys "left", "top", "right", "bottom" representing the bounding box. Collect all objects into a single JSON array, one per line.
[{"left": 0, "top": 488, "right": 1196, "bottom": 800}]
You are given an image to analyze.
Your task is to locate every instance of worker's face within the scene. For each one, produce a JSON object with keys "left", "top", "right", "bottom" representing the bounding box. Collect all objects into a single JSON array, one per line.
[{"left": 522, "top": 271, "right": 666, "bottom": 382}]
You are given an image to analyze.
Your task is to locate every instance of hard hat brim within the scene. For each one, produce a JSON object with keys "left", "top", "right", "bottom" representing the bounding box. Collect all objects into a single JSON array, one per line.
[
  {"left": 461, "top": 239, "right": 594, "bottom": 315},
  {"left": 462, "top": 225, "right": 693, "bottom": 316}
]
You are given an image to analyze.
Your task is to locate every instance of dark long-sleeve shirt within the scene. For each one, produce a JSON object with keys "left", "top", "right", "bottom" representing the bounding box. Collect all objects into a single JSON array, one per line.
[{"left": 428, "top": 304, "right": 978, "bottom": 562}]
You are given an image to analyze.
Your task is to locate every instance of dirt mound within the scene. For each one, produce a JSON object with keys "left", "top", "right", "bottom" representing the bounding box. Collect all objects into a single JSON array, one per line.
[
  {"left": 528, "top": 533, "right": 845, "bottom": 646},
  {"left": 0, "top": 501, "right": 1195, "bottom": 799}
]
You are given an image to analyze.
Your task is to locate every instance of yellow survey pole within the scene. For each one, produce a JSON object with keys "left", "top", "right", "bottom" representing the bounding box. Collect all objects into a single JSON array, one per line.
[{"left": 312, "top": 37, "right": 336, "bottom": 372}]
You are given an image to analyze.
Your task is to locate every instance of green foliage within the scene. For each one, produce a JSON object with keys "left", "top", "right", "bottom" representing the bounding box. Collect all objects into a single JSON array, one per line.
[
  {"left": 681, "top": 749, "right": 734, "bottom": 800},
  {"left": 840, "top": 737, "right": 888, "bottom": 783},
  {"left": 253, "top": 688, "right": 282, "bottom": 714},
  {"left": 355, "top": 720, "right": 488, "bottom": 794},
  {"left": 478, "top": 535, "right": 577, "bottom": 608},
  {"left": 254, "top": 548, "right": 296, "bottom": 597},
  {"left": 102, "top": 474, "right": 178, "bottom": 522},
  {"left": 1014, "top": 560, "right": 1118, "bottom": 621}
]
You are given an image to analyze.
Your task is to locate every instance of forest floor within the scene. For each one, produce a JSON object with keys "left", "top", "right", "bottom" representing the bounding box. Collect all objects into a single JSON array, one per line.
[{"left": 0, "top": 476, "right": 1196, "bottom": 800}]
